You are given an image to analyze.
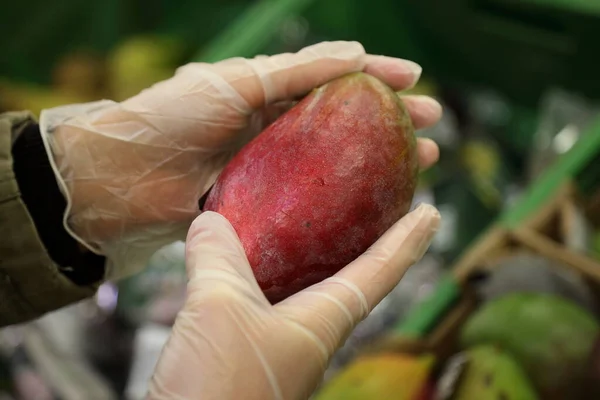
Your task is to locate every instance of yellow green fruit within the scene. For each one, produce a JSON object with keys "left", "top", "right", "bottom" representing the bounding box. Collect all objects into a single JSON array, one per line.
[
  {"left": 107, "top": 35, "right": 183, "bottom": 101},
  {"left": 453, "top": 346, "right": 539, "bottom": 400},
  {"left": 315, "top": 353, "right": 434, "bottom": 400}
]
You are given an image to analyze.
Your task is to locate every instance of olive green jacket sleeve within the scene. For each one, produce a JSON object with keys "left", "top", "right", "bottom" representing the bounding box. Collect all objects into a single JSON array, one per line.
[{"left": 0, "top": 112, "right": 96, "bottom": 327}]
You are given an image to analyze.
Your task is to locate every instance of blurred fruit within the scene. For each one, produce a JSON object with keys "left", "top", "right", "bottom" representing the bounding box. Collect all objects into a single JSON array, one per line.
[
  {"left": 475, "top": 252, "right": 596, "bottom": 313},
  {"left": 460, "top": 139, "right": 503, "bottom": 209},
  {"left": 0, "top": 80, "right": 92, "bottom": 118},
  {"left": 460, "top": 293, "right": 599, "bottom": 398},
  {"left": 52, "top": 51, "right": 106, "bottom": 99},
  {"left": 0, "top": 50, "right": 106, "bottom": 117},
  {"left": 107, "top": 35, "right": 184, "bottom": 101},
  {"left": 314, "top": 353, "right": 434, "bottom": 400},
  {"left": 445, "top": 346, "right": 538, "bottom": 400}
]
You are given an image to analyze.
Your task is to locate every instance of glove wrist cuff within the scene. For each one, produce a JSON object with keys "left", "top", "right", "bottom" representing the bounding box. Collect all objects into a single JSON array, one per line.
[{"left": 40, "top": 107, "right": 104, "bottom": 258}]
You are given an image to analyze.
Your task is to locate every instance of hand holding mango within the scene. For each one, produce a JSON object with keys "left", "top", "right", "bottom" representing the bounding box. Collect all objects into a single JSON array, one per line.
[{"left": 40, "top": 41, "right": 442, "bottom": 399}]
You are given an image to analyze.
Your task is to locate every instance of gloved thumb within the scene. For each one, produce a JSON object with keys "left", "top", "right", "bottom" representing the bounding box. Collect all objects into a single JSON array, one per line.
[
  {"left": 150, "top": 212, "right": 265, "bottom": 400},
  {"left": 184, "top": 211, "right": 262, "bottom": 294}
]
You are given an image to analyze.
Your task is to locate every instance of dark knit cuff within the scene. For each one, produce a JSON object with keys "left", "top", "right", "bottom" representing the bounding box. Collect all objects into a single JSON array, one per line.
[{"left": 12, "top": 123, "right": 105, "bottom": 285}]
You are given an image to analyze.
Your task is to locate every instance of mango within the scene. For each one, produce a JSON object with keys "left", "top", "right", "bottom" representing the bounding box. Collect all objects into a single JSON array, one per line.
[
  {"left": 204, "top": 72, "right": 417, "bottom": 302},
  {"left": 314, "top": 353, "right": 434, "bottom": 400},
  {"left": 449, "top": 346, "right": 539, "bottom": 400},
  {"left": 460, "top": 293, "right": 599, "bottom": 398}
]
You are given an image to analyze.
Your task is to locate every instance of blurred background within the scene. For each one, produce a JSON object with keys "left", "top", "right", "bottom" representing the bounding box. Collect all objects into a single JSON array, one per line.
[{"left": 1, "top": 0, "right": 600, "bottom": 399}]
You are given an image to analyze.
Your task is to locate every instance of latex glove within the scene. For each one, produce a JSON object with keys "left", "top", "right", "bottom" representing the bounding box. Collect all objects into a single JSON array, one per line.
[
  {"left": 40, "top": 41, "right": 442, "bottom": 279},
  {"left": 148, "top": 204, "right": 440, "bottom": 400}
]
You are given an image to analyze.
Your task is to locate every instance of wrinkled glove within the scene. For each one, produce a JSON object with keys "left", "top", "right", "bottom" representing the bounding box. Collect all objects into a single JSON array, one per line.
[
  {"left": 40, "top": 41, "right": 441, "bottom": 279},
  {"left": 148, "top": 204, "right": 440, "bottom": 400}
]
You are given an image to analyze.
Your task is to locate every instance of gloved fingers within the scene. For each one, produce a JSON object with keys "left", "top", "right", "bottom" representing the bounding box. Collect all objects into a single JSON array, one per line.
[
  {"left": 249, "top": 93, "right": 442, "bottom": 137},
  {"left": 200, "top": 41, "right": 365, "bottom": 110},
  {"left": 335, "top": 203, "right": 440, "bottom": 309},
  {"left": 120, "top": 42, "right": 366, "bottom": 148},
  {"left": 417, "top": 138, "right": 440, "bottom": 170},
  {"left": 275, "top": 204, "right": 440, "bottom": 354},
  {"left": 216, "top": 41, "right": 423, "bottom": 110},
  {"left": 363, "top": 54, "right": 423, "bottom": 91},
  {"left": 401, "top": 94, "right": 443, "bottom": 130},
  {"left": 185, "top": 211, "right": 265, "bottom": 298},
  {"left": 121, "top": 42, "right": 427, "bottom": 150}
]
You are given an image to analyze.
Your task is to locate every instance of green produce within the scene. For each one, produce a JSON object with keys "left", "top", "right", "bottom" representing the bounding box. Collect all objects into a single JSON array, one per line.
[
  {"left": 446, "top": 346, "right": 538, "bottom": 400},
  {"left": 460, "top": 293, "right": 599, "bottom": 397},
  {"left": 315, "top": 353, "right": 433, "bottom": 400}
]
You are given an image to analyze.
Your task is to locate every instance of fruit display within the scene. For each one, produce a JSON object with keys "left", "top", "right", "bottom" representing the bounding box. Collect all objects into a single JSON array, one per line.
[
  {"left": 0, "top": 34, "right": 183, "bottom": 117},
  {"left": 318, "top": 274, "right": 600, "bottom": 400},
  {"left": 204, "top": 72, "right": 417, "bottom": 303},
  {"left": 460, "top": 293, "right": 599, "bottom": 398},
  {"left": 317, "top": 230, "right": 600, "bottom": 400}
]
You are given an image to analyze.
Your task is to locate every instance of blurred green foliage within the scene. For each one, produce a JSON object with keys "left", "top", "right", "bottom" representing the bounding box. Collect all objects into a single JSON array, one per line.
[{"left": 3, "top": 0, "right": 600, "bottom": 111}]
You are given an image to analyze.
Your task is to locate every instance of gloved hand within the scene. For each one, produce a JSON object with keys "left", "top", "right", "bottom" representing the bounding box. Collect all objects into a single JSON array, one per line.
[
  {"left": 40, "top": 41, "right": 442, "bottom": 279},
  {"left": 148, "top": 204, "right": 440, "bottom": 400}
]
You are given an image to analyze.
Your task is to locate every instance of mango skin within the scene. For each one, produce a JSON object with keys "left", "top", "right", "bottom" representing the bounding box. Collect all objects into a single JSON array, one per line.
[{"left": 204, "top": 72, "right": 418, "bottom": 303}]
